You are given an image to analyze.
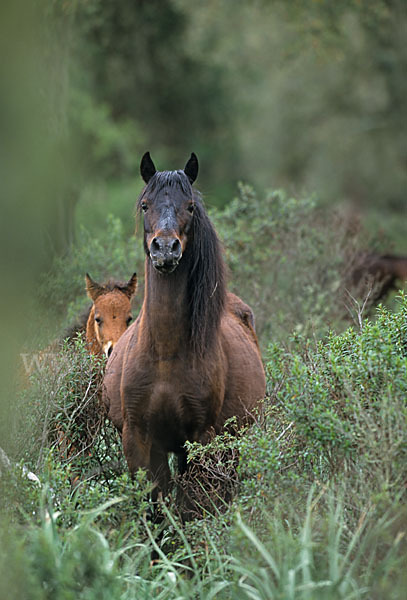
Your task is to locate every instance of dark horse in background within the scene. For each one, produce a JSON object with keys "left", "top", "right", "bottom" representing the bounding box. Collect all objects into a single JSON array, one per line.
[
  {"left": 350, "top": 253, "right": 407, "bottom": 304},
  {"left": 103, "top": 152, "right": 266, "bottom": 505}
]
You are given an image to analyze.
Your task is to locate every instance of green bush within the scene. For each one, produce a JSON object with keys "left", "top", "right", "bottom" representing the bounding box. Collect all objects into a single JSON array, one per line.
[
  {"left": 264, "top": 294, "right": 407, "bottom": 483},
  {"left": 41, "top": 186, "right": 382, "bottom": 347},
  {"left": 3, "top": 298, "right": 407, "bottom": 598},
  {"left": 4, "top": 190, "right": 406, "bottom": 599},
  {"left": 212, "top": 184, "right": 380, "bottom": 347},
  {"left": 12, "top": 335, "right": 108, "bottom": 467},
  {"left": 39, "top": 214, "right": 144, "bottom": 328},
  {"left": 232, "top": 295, "right": 407, "bottom": 526}
]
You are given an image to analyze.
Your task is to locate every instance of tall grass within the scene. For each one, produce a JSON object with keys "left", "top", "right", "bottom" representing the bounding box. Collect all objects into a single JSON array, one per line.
[{"left": 1, "top": 484, "right": 405, "bottom": 599}]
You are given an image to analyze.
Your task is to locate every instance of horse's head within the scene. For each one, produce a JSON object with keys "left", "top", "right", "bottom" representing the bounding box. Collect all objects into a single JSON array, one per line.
[
  {"left": 85, "top": 273, "right": 137, "bottom": 357},
  {"left": 138, "top": 152, "right": 199, "bottom": 274}
]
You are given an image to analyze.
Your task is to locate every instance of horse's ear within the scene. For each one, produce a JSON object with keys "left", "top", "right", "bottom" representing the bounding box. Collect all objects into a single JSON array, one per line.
[
  {"left": 123, "top": 272, "right": 138, "bottom": 299},
  {"left": 184, "top": 153, "right": 198, "bottom": 184},
  {"left": 140, "top": 152, "right": 157, "bottom": 184},
  {"left": 85, "top": 273, "right": 103, "bottom": 301}
]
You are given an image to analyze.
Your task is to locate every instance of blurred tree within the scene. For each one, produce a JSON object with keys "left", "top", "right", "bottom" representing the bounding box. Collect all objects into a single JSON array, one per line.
[
  {"left": 17, "top": 0, "right": 404, "bottom": 238},
  {"left": 0, "top": 0, "right": 81, "bottom": 447},
  {"left": 177, "top": 0, "right": 407, "bottom": 241},
  {"left": 73, "top": 0, "right": 239, "bottom": 202},
  {"left": 273, "top": 0, "right": 407, "bottom": 211}
]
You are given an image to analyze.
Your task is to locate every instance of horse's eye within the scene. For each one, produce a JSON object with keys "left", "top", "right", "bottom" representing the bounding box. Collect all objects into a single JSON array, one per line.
[
  {"left": 95, "top": 317, "right": 102, "bottom": 326},
  {"left": 141, "top": 201, "right": 148, "bottom": 212},
  {"left": 126, "top": 316, "right": 133, "bottom": 326},
  {"left": 187, "top": 203, "right": 194, "bottom": 213}
]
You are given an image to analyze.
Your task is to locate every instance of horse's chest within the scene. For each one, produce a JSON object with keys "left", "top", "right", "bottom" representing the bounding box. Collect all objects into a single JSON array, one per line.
[{"left": 123, "top": 363, "right": 221, "bottom": 451}]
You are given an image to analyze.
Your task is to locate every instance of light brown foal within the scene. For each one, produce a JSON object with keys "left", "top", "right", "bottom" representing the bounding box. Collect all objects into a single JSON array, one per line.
[{"left": 85, "top": 273, "right": 137, "bottom": 358}]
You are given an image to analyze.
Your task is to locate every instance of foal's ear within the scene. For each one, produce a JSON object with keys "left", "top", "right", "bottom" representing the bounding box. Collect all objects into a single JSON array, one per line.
[
  {"left": 85, "top": 273, "right": 104, "bottom": 301},
  {"left": 140, "top": 152, "right": 157, "bottom": 183},
  {"left": 123, "top": 272, "right": 138, "bottom": 299},
  {"left": 184, "top": 153, "right": 199, "bottom": 184}
]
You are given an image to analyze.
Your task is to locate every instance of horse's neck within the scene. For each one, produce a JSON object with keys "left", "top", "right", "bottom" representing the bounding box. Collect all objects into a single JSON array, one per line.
[
  {"left": 142, "top": 260, "right": 190, "bottom": 358},
  {"left": 86, "top": 306, "right": 101, "bottom": 356}
]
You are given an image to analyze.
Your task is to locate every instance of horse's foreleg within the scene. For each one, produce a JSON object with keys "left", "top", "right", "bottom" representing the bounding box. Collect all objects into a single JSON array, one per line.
[
  {"left": 149, "top": 445, "right": 171, "bottom": 503},
  {"left": 177, "top": 449, "right": 188, "bottom": 476},
  {"left": 122, "top": 421, "right": 151, "bottom": 477},
  {"left": 147, "top": 446, "right": 171, "bottom": 562}
]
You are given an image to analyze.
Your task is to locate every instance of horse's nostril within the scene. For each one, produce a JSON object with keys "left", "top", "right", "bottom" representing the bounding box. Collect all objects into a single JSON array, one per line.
[
  {"left": 171, "top": 239, "right": 181, "bottom": 256},
  {"left": 151, "top": 238, "right": 161, "bottom": 254}
]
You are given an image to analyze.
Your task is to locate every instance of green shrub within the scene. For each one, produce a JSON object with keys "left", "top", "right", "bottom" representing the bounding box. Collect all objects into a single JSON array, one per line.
[
  {"left": 212, "top": 184, "right": 380, "bottom": 347},
  {"left": 4, "top": 189, "right": 406, "bottom": 599},
  {"left": 264, "top": 294, "right": 407, "bottom": 485},
  {"left": 230, "top": 295, "right": 407, "bottom": 530},
  {"left": 13, "top": 335, "right": 110, "bottom": 467},
  {"left": 41, "top": 185, "right": 381, "bottom": 348},
  {"left": 3, "top": 335, "right": 152, "bottom": 541},
  {"left": 39, "top": 214, "right": 144, "bottom": 328}
]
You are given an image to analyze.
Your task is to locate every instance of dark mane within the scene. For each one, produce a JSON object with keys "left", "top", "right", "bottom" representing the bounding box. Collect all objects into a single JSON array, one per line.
[
  {"left": 138, "top": 170, "right": 227, "bottom": 358},
  {"left": 188, "top": 198, "right": 226, "bottom": 358}
]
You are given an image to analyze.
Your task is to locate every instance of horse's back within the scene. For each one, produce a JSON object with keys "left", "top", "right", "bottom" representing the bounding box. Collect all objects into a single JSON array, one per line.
[
  {"left": 217, "top": 309, "right": 266, "bottom": 428},
  {"left": 226, "top": 292, "right": 256, "bottom": 332}
]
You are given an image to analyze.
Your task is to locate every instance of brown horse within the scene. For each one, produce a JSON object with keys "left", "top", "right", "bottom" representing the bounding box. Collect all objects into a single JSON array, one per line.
[
  {"left": 349, "top": 253, "right": 407, "bottom": 305},
  {"left": 54, "top": 272, "right": 137, "bottom": 484},
  {"left": 84, "top": 273, "right": 137, "bottom": 357},
  {"left": 103, "top": 153, "right": 266, "bottom": 503}
]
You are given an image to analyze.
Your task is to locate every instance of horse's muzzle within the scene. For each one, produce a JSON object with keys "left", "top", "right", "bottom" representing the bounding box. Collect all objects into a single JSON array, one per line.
[{"left": 150, "top": 236, "right": 182, "bottom": 274}]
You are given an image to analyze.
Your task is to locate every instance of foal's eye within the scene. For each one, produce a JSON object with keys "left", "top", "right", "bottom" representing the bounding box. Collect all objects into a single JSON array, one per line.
[
  {"left": 141, "top": 201, "right": 148, "bottom": 212},
  {"left": 95, "top": 317, "right": 102, "bottom": 326},
  {"left": 187, "top": 203, "right": 194, "bottom": 213},
  {"left": 126, "top": 316, "right": 133, "bottom": 326}
]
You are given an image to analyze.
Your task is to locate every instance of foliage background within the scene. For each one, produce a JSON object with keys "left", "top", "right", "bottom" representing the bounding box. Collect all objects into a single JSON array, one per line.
[{"left": 1, "top": 0, "right": 406, "bottom": 598}]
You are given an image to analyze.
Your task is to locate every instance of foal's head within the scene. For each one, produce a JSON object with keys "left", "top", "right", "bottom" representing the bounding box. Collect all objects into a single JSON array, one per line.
[
  {"left": 85, "top": 273, "right": 137, "bottom": 357},
  {"left": 138, "top": 152, "right": 199, "bottom": 274}
]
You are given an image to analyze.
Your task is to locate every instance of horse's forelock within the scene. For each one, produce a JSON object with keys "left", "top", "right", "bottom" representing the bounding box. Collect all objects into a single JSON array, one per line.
[
  {"left": 98, "top": 280, "right": 132, "bottom": 295},
  {"left": 137, "top": 170, "right": 193, "bottom": 212}
]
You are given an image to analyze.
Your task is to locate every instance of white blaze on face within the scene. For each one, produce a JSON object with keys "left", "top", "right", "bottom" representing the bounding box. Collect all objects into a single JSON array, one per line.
[{"left": 103, "top": 340, "right": 113, "bottom": 358}]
